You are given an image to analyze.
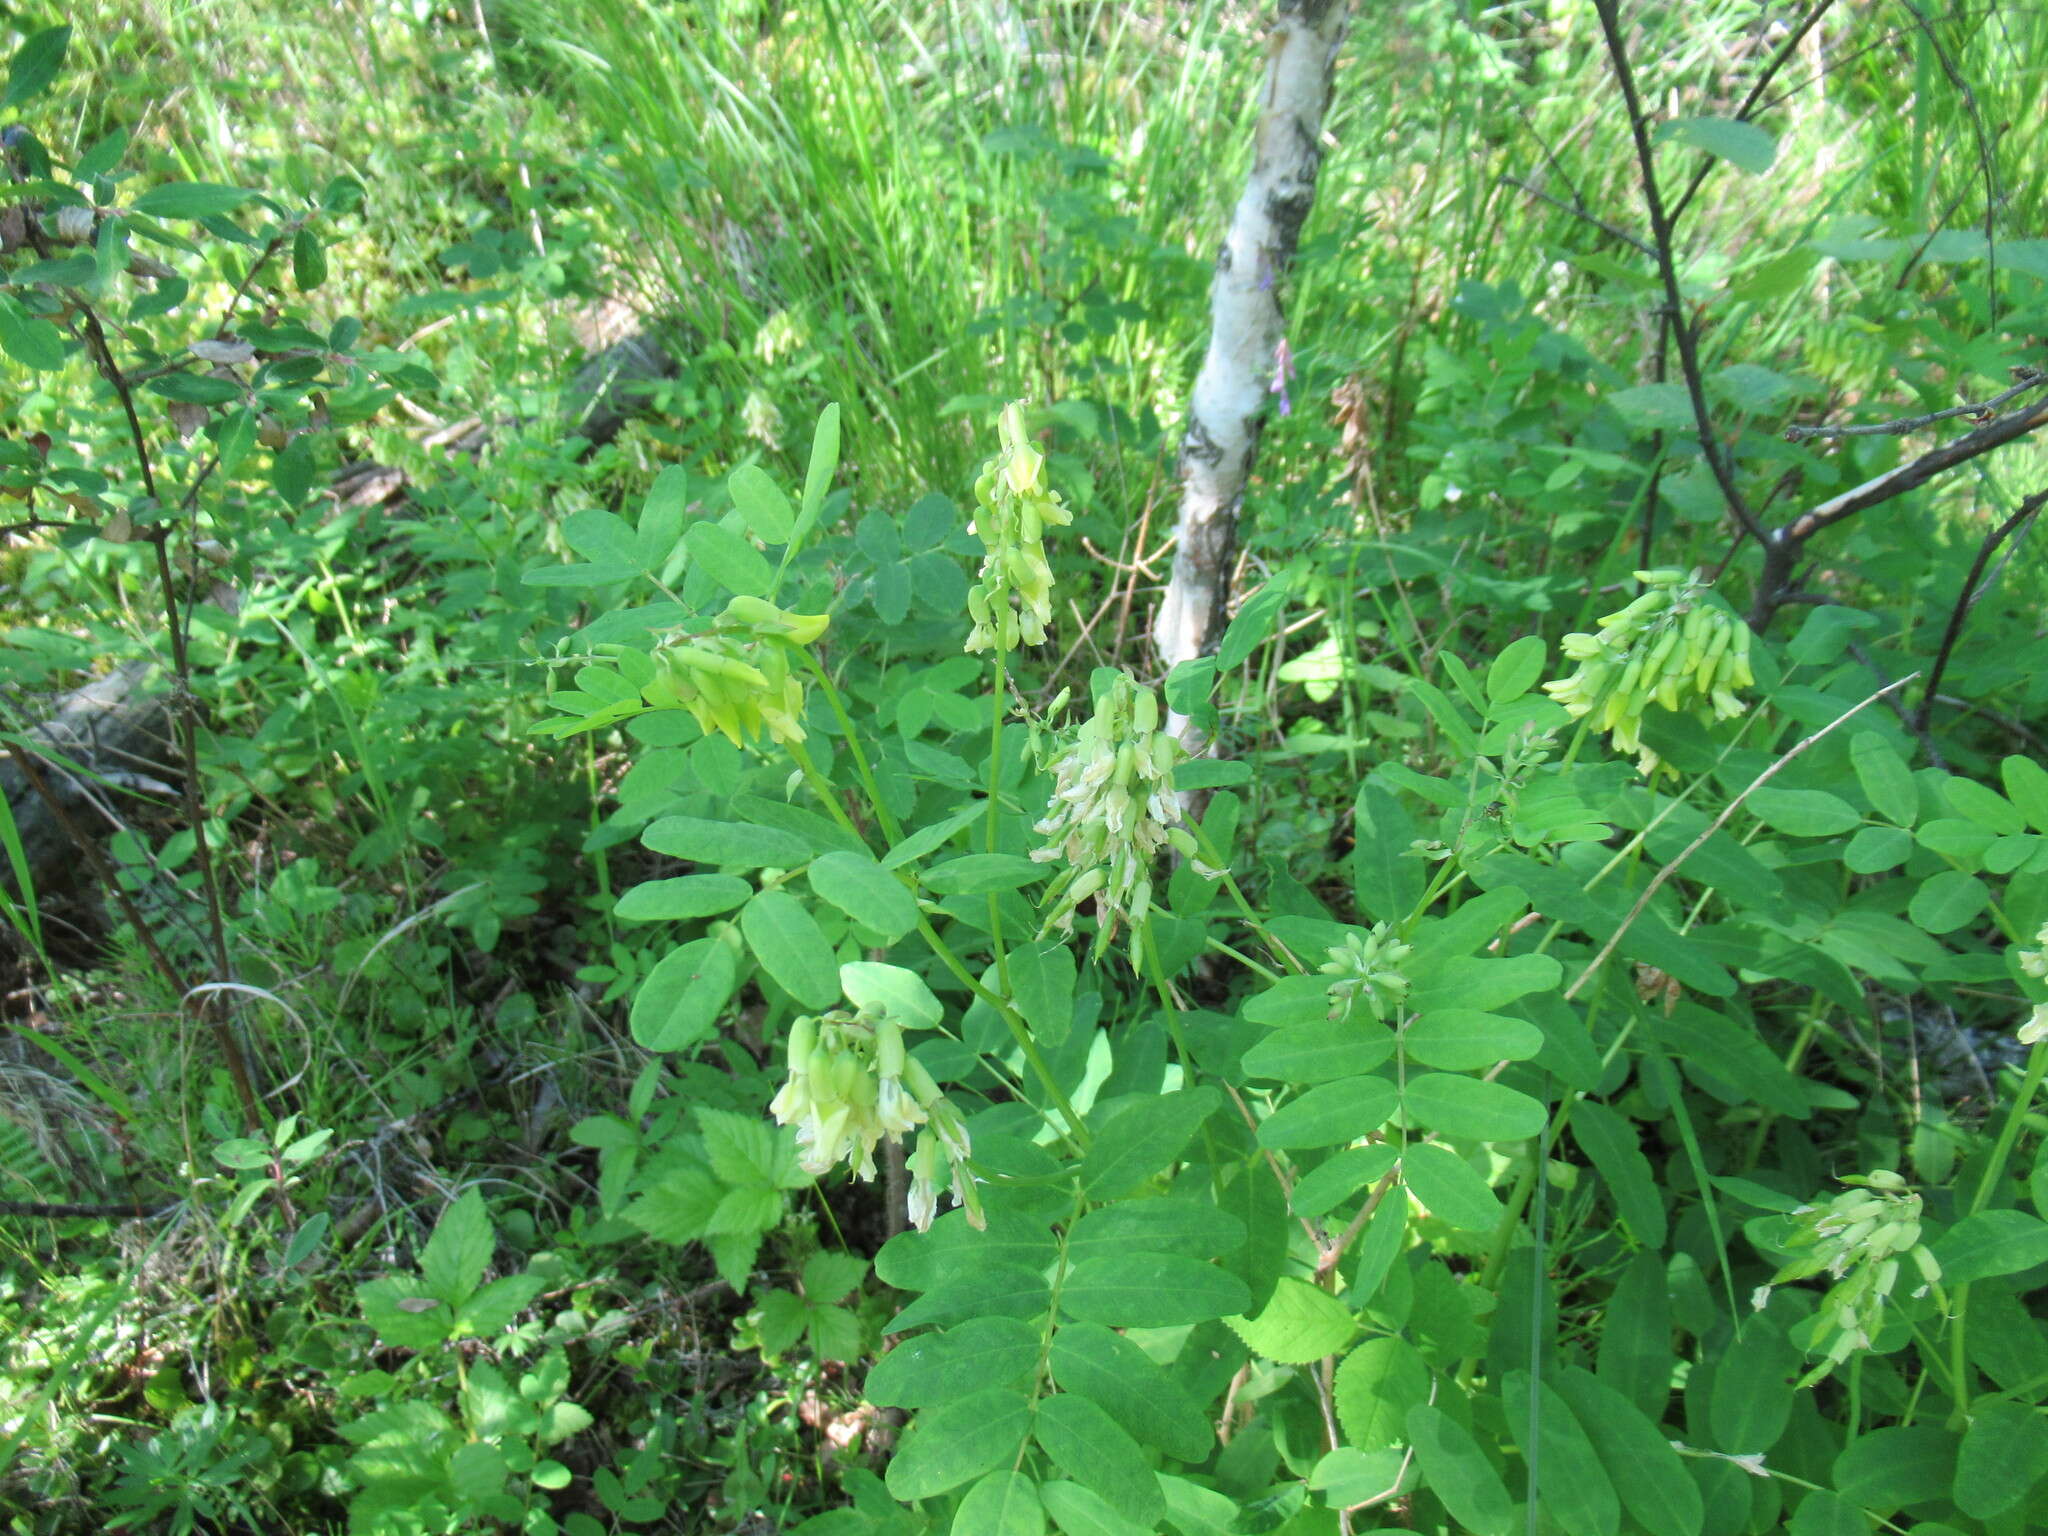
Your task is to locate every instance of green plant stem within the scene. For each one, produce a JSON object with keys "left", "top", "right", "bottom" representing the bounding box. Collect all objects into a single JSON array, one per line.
[
  {"left": 800, "top": 652, "right": 903, "bottom": 845},
  {"left": 1947, "top": 1040, "right": 2048, "bottom": 1417}
]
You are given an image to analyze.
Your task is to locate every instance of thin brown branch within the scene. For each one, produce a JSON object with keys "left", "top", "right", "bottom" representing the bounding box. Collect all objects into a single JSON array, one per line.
[
  {"left": 1785, "top": 368, "right": 2047, "bottom": 440},
  {"left": 1498, "top": 174, "right": 1655, "bottom": 257},
  {"left": 1910, "top": 488, "right": 2045, "bottom": 734}
]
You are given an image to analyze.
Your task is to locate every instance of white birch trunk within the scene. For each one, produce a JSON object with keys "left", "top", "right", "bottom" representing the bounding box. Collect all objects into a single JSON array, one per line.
[{"left": 1154, "top": 0, "right": 1349, "bottom": 745}]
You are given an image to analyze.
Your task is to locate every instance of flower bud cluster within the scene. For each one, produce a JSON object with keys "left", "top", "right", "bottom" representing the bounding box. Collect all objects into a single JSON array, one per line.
[
  {"left": 1755, "top": 1170, "right": 1941, "bottom": 1385},
  {"left": 1031, "top": 672, "right": 1205, "bottom": 965},
  {"left": 767, "top": 1010, "right": 981, "bottom": 1232},
  {"left": 644, "top": 596, "right": 829, "bottom": 751},
  {"left": 1321, "top": 923, "right": 1414, "bottom": 1023},
  {"left": 966, "top": 402, "right": 1072, "bottom": 653},
  {"left": 1542, "top": 568, "right": 1755, "bottom": 775}
]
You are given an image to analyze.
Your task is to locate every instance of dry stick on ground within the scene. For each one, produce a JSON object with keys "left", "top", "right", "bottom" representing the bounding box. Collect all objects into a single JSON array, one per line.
[
  {"left": 1563, "top": 673, "right": 1916, "bottom": 1004},
  {"left": 1153, "top": 0, "right": 1349, "bottom": 747}
]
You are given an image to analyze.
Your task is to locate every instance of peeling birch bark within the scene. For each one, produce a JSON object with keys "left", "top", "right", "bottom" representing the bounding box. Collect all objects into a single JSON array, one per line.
[{"left": 1154, "top": 0, "right": 1349, "bottom": 746}]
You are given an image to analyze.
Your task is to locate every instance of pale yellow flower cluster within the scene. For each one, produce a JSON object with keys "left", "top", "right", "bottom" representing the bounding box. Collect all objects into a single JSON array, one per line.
[
  {"left": 1542, "top": 568, "right": 1755, "bottom": 775},
  {"left": 965, "top": 402, "right": 1072, "bottom": 653},
  {"left": 1031, "top": 673, "right": 1203, "bottom": 966},
  {"left": 1755, "top": 1170, "right": 1941, "bottom": 1385},
  {"left": 767, "top": 1011, "right": 980, "bottom": 1232},
  {"left": 1321, "top": 923, "right": 1414, "bottom": 1023},
  {"left": 645, "top": 596, "right": 828, "bottom": 751}
]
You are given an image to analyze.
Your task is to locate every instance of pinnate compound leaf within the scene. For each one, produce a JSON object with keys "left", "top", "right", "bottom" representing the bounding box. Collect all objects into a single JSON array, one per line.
[
  {"left": 1401, "top": 1073, "right": 1546, "bottom": 1141},
  {"left": 1039, "top": 1480, "right": 1155, "bottom": 1536},
  {"left": 630, "top": 936, "right": 738, "bottom": 1051},
  {"left": 867, "top": 1316, "right": 1040, "bottom": 1408},
  {"left": 1225, "top": 1276, "right": 1356, "bottom": 1363},
  {"left": 807, "top": 851, "right": 919, "bottom": 941},
  {"left": 1334, "top": 1336, "right": 1431, "bottom": 1451},
  {"left": 740, "top": 889, "right": 839, "bottom": 1008},
  {"left": 1061, "top": 1253, "right": 1248, "bottom": 1327},
  {"left": 952, "top": 1470, "right": 1044, "bottom": 1536},
  {"left": 1954, "top": 1399, "right": 2048, "bottom": 1519},
  {"left": 885, "top": 1388, "right": 1034, "bottom": 1502},
  {"left": 1931, "top": 1208, "right": 2048, "bottom": 1285},
  {"left": 1080, "top": 1087, "right": 1221, "bottom": 1196},
  {"left": 1503, "top": 1371, "right": 1619, "bottom": 1536},
  {"left": 1401, "top": 1141, "right": 1502, "bottom": 1231},
  {"left": 1034, "top": 1393, "right": 1164, "bottom": 1525},
  {"left": 1407, "top": 1404, "right": 1515, "bottom": 1536},
  {"left": 1048, "top": 1323, "right": 1212, "bottom": 1462},
  {"left": 1831, "top": 1425, "right": 1958, "bottom": 1511},
  {"left": 1255, "top": 1075, "right": 1397, "bottom": 1149}
]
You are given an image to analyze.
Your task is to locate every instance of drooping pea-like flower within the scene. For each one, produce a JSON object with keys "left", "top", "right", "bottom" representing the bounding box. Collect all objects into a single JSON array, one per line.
[
  {"left": 1322, "top": 923, "right": 1414, "bottom": 1023},
  {"left": 2019, "top": 1004, "right": 2048, "bottom": 1047},
  {"left": 2017, "top": 920, "right": 2048, "bottom": 981},
  {"left": 643, "top": 595, "right": 829, "bottom": 751},
  {"left": 766, "top": 975, "right": 981, "bottom": 1231},
  {"left": 1542, "top": 568, "right": 1756, "bottom": 776},
  {"left": 1031, "top": 672, "right": 1206, "bottom": 966},
  {"left": 965, "top": 401, "right": 1072, "bottom": 653},
  {"left": 1753, "top": 1169, "right": 1942, "bottom": 1386}
]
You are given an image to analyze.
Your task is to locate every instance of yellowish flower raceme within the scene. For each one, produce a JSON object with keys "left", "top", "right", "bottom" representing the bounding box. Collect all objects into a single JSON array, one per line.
[
  {"left": 643, "top": 595, "right": 829, "bottom": 751},
  {"left": 1031, "top": 672, "right": 1206, "bottom": 966},
  {"left": 966, "top": 402, "right": 1072, "bottom": 653},
  {"left": 1542, "top": 568, "right": 1756, "bottom": 775},
  {"left": 1753, "top": 1169, "right": 1941, "bottom": 1386}
]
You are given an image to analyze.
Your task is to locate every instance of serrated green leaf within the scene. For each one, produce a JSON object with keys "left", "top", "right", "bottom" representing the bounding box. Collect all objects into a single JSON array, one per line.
[
  {"left": 1225, "top": 1276, "right": 1356, "bottom": 1363},
  {"left": 420, "top": 1189, "right": 493, "bottom": 1304},
  {"left": 454, "top": 1274, "right": 544, "bottom": 1338},
  {"left": 1333, "top": 1336, "right": 1430, "bottom": 1452}
]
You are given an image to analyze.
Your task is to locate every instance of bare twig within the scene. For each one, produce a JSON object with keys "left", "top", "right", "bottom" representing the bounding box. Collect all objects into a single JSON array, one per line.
[
  {"left": 1784, "top": 368, "right": 2048, "bottom": 440},
  {"left": 1498, "top": 174, "right": 1655, "bottom": 257},
  {"left": 1910, "top": 488, "right": 2045, "bottom": 734},
  {"left": 1592, "top": 1, "right": 1769, "bottom": 552},
  {"left": 1564, "top": 674, "right": 1917, "bottom": 1003}
]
